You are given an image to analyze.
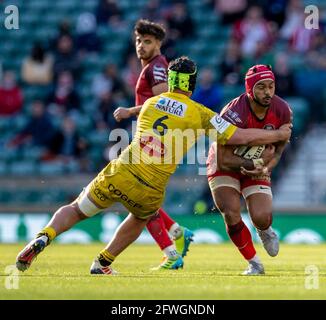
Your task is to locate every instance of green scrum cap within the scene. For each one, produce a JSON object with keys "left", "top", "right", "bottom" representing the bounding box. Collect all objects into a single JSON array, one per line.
[{"left": 168, "top": 68, "right": 197, "bottom": 92}]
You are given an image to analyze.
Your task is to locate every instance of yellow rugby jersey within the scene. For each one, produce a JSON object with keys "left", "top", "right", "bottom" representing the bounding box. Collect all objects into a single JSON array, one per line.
[{"left": 118, "top": 92, "right": 237, "bottom": 191}]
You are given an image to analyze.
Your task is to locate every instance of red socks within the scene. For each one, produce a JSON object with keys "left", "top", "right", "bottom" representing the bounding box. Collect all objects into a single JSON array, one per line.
[
  {"left": 158, "top": 207, "right": 175, "bottom": 231},
  {"left": 226, "top": 220, "right": 256, "bottom": 260},
  {"left": 146, "top": 212, "right": 173, "bottom": 250}
]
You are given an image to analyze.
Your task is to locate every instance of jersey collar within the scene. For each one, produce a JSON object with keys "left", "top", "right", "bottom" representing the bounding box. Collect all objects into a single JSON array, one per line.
[{"left": 245, "top": 94, "right": 270, "bottom": 122}]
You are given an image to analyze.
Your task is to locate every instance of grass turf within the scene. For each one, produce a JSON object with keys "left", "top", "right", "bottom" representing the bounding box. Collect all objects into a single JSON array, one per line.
[{"left": 0, "top": 243, "right": 325, "bottom": 300}]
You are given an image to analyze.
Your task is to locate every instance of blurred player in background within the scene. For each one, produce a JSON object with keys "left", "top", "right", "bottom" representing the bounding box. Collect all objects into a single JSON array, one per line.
[
  {"left": 207, "top": 65, "right": 292, "bottom": 275},
  {"left": 114, "top": 19, "right": 194, "bottom": 270},
  {"left": 15, "top": 57, "right": 292, "bottom": 275}
]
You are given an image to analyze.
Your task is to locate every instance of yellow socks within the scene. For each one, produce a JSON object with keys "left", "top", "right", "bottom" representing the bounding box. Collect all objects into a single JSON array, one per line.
[
  {"left": 98, "top": 249, "right": 115, "bottom": 266},
  {"left": 36, "top": 226, "right": 57, "bottom": 244}
]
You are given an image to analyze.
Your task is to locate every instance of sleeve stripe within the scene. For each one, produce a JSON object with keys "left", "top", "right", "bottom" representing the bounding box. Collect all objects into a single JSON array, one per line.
[
  {"left": 154, "top": 76, "right": 167, "bottom": 81},
  {"left": 153, "top": 65, "right": 166, "bottom": 72},
  {"left": 153, "top": 71, "right": 167, "bottom": 77}
]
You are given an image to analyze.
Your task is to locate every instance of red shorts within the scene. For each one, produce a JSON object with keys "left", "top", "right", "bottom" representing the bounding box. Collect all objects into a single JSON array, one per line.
[{"left": 206, "top": 143, "right": 272, "bottom": 199}]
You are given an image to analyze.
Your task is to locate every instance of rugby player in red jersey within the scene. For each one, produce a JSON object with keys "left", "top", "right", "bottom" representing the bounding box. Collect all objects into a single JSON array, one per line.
[
  {"left": 15, "top": 57, "right": 292, "bottom": 275},
  {"left": 113, "top": 19, "right": 193, "bottom": 270},
  {"left": 207, "top": 65, "right": 292, "bottom": 275}
]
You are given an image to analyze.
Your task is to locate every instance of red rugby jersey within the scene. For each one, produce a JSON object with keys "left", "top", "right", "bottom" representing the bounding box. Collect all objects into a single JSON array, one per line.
[
  {"left": 135, "top": 54, "right": 168, "bottom": 105},
  {"left": 220, "top": 93, "right": 292, "bottom": 130},
  {"left": 206, "top": 93, "right": 292, "bottom": 181}
]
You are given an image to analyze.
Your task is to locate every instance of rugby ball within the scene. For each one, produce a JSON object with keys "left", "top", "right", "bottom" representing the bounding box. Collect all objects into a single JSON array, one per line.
[{"left": 233, "top": 145, "right": 265, "bottom": 159}]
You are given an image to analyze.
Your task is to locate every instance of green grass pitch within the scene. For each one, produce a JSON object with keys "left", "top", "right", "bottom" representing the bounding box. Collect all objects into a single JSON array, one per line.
[{"left": 1, "top": 243, "right": 325, "bottom": 300}]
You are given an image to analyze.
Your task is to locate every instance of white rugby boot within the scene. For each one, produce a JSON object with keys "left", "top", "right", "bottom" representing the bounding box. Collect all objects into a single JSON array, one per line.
[
  {"left": 257, "top": 227, "right": 279, "bottom": 257},
  {"left": 242, "top": 261, "right": 265, "bottom": 275}
]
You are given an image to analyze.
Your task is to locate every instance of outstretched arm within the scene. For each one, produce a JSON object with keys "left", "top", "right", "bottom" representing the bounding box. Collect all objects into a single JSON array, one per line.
[
  {"left": 226, "top": 123, "right": 292, "bottom": 146},
  {"left": 209, "top": 114, "right": 292, "bottom": 146}
]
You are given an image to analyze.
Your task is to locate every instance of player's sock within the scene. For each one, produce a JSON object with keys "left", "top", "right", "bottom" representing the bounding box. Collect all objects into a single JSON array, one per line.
[
  {"left": 168, "top": 222, "right": 182, "bottom": 240},
  {"left": 146, "top": 212, "right": 174, "bottom": 250},
  {"left": 36, "top": 226, "right": 57, "bottom": 245},
  {"left": 249, "top": 254, "right": 262, "bottom": 264},
  {"left": 98, "top": 249, "right": 115, "bottom": 267},
  {"left": 163, "top": 245, "right": 179, "bottom": 260},
  {"left": 226, "top": 220, "right": 256, "bottom": 260},
  {"left": 158, "top": 207, "right": 175, "bottom": 231}
]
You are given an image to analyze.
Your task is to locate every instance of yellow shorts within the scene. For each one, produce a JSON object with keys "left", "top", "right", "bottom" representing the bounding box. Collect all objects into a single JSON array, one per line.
[{"left": 77, "top": 160, "right": 164, "bottom": 219}]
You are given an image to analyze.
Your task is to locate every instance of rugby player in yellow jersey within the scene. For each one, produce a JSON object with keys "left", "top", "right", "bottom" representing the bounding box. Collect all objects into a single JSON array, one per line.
[
  {"left": 114, "top": 19, "right": 194, "bottom": 269},
  {"left": 16, "top": 57, "right": 291, "bottom": 275}
]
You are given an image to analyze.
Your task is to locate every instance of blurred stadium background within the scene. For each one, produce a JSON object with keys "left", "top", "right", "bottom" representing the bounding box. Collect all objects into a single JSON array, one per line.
[{"left": 0, "top": 0, "right": 326, "bottom": 245}]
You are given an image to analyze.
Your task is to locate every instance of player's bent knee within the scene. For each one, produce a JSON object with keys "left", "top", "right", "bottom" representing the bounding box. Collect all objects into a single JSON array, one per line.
[
  {"left": 214, "top": 197, "right": 241, "bottom": 218},
  {"left": 222, "top": 210, "right": 242, "bottom": 225},
  {"left": 251, "top": 212, "right": 272, "bottom": 230},
  {"left": 217, "top": 203, "right": 238, "bottom": 215}
]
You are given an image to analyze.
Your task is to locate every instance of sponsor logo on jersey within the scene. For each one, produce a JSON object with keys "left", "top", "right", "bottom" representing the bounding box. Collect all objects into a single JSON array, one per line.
[
  {"left": 154, "top": 97, "right": 187, "bottom": 117},
  {"left": 140, "top": 135, "right": 167, "bottom": 158},
  {"left": 210, "top": 114, "right": 232, "bottom": 134},
  {"left": 94, "top": 188, "right": 109, "bottom": 202},
  {"left": 226, "top": 109, "right": 242, "bottom": 124},
  {"left": 108, "top": 183, "right": 142, "bottom": 208}
]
